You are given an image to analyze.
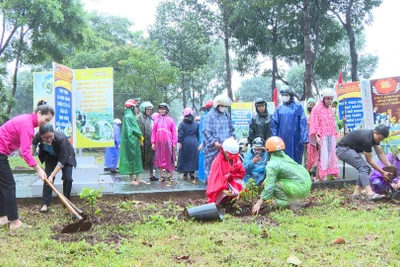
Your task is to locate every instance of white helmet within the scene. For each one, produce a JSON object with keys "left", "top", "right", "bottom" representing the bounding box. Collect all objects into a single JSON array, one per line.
[
  {"left": 320, "top": 88, "right": 335, "bottom": 99},
  {"left": 113, "top": 118, "right": 122, "bottom": 124},
  {"left": 213, "top": 95, "right": 232, "bottom": 108},
  {"left": 222, "top": 138, "right": 239, "bottom": 154}
]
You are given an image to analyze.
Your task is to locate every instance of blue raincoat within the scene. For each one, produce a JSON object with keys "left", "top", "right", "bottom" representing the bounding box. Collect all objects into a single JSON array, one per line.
[
  {"left": 243, "top": 148, "right": 269, "bottom": 185},
  {"left": 197, "top": 109, "right": 210, "bottom": 181},
  {"left": 202, "top": 108, "right": 234, "bottom": 180},
  {"left": 271, "top": 101, "right": 309, "bottom": 164},
  {"left": 104, "top": 122, "right": 121, "bottom": 170}
]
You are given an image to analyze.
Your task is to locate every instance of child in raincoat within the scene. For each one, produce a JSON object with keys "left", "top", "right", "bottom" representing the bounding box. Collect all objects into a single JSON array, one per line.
[
  {"left": 151, "top": 103, "right": 177, "bottom": 182},
  {"left": 243, "top": 137, "right": 268, "bottom": 186},
  {"left": 206, "top": 138, "right": 245, "bottom": 205},
  {"left": 252, "top": 136, "right": 312, "bottom": 214},
  {"left": 119, "top": 99, "right": 145, "bottom": 185}
]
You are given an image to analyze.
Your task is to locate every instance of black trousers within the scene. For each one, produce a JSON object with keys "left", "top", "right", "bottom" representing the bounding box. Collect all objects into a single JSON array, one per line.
[
  {"left": 42, "top": 155, "right": 73, "bottom": 206},
  {"left": 0, "top": 153, "right": 18, "bottom": 220}
]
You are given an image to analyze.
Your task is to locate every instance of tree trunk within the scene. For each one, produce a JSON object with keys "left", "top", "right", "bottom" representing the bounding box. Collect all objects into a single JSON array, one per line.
[
  {"left": 346, "top": 5, "right": 358, "bottom": 81},
  {"left": 271, "top": 54, "right": 277, "bottom": 98},
  {"left": 6, "top": 27, "right": 24, "bottom": 117},
  {"left": 224, "top": 31, "right": 232, "bottom": 101},
  {"left": 303, "top": 0, "right": 313, "bottom": 99}
]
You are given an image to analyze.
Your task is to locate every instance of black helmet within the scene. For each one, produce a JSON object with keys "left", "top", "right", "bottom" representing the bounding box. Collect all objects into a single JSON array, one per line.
[
  {"left": 158, "top": 103, "right": 170, "bottom": 112},
  {"left": 252, "top": 137, "right": 265, "bottom": 149},
  {"left": 280, "top": 86, "right": 295, "bottom": 95},
  {"left": 255, "top": 98, "right": 267, "bottom": 106}
]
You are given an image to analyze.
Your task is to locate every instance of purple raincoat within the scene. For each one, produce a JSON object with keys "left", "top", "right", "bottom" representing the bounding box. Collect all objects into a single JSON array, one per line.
[{"left": 370, "top": 153, "right": 400, "bottom": 194}]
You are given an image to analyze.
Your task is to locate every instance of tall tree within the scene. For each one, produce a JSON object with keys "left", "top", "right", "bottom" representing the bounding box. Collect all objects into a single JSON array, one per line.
[
  {"left": 328, "top": 0, "right": 382, "bottom": 81},
  {"left": 0, "top": 0, "right": 89, "bottom": 121},
  {"left": 236, "top": 76, "right": 272, "bottom": 102},
  {"left": 149, "top": 0, "right": 212, "bottom": 108}
]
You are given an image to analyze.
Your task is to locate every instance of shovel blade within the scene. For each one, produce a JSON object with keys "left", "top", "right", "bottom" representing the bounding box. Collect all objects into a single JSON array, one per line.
[{"left": 61, "top": 220, "right": 92, "bottom": 233}]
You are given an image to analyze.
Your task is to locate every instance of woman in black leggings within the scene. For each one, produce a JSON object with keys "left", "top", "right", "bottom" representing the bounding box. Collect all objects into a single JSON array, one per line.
[{"left": 31, "top": 124, "right": 76, "bottom": 212}]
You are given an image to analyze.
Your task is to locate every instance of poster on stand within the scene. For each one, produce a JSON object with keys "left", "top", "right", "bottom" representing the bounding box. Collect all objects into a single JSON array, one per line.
[
  {"left": 231, "top": 102, "right": 253, "bottom": 140},
  {"left": 53, "top": 63, "right": 74, "bottom": 144},
  {"left": 369, "top": 76, "right": 400, "bottom": 145},
  {"left": 33, "top": 72, "right": 54, "bottom": 108},
  {"left": 335, "top": 81, "right": 364, "bottom": 136},
  {"left": 74, "top": 68, "right": 114, "bottom": 148}
]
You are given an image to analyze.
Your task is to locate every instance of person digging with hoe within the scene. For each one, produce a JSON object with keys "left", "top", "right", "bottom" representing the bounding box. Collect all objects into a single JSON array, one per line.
[{"left": 252, "top": 136, "right": 312, "bottom": 215}]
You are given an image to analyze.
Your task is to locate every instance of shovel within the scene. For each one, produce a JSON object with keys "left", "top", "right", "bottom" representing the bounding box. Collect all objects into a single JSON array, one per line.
[{"left": 43, "top": 177, "right": 92, "bottom": 233}]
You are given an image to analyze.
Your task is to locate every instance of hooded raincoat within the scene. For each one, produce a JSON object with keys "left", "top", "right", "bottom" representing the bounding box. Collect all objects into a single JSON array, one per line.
[
  {"left": 271, "top": 100, "right": 308, "bottom": 164},
  {"left": 260, "top": 150, "right": 312, "bottom": 207},
  {"left": 119, "top": 109, "right": 143, "bottom": 175},
  {"left": 202, "top": 108, "right": 234, "bottom": 180},
  {"left": 243, "top": 148, "right": 268, "bottom": 185},
  {"left": 137, "top": 112, "right": 154, "bottom": 170},
  {"left": 177, "top": 115, "right": 199, "bottom": 172},
  {"left": 151, "top": 113, "right": 177, "bottom": 171},
  {"left": 198, "top": 108, "right": 210, "bottom": 181},
  {"left": 206, "top": 150, "right": 245, "bottom": 204},
  {"left": 248, "top": 107, "right": 271, "bottom": 145},
  {"left": 370, "top": 152, "right": 400, "bottom": 194},
  {"left": 104, "top": 122, "right": 121, "bottom": 170},
  {"left": 308, "top": 101, "right": 339, "bottom": 179}
]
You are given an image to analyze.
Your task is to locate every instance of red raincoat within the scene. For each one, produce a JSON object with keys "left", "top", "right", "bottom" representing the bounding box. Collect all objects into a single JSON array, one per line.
[{"left": 206, "top": 150, "right": 246, "bottom": 204}]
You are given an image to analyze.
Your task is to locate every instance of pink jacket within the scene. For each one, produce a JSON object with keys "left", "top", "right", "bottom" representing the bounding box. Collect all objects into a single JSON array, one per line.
[{"left": 0, "top": 113, "right": 38, "bottom": 167}]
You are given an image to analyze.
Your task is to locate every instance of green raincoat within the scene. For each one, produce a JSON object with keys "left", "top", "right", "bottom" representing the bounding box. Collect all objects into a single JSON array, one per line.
[
  {"left": 119, "top": 108, "right": 143, "bottom": 175},
  {"left": 261, "top": 150, "right": 311, "bottom": 207}
]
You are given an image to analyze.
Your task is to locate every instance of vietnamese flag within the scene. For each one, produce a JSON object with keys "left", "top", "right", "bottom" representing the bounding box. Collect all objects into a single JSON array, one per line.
[
  {"left": 273, "top": 87, "right": 278, "bottom": 108},
  {"left": 338, "top": 71, "right": 343, "bottom": 84}
]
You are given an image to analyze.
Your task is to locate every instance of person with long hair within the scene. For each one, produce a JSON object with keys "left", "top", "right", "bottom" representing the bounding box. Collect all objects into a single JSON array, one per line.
[{"left": 0, "top": 103, "right": 54, "bottom": 229}]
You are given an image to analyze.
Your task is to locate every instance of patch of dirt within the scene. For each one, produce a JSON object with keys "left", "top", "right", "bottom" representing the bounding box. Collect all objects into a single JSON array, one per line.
[{"left": 21, "top": 187, "right": 400, "bottom": 246}]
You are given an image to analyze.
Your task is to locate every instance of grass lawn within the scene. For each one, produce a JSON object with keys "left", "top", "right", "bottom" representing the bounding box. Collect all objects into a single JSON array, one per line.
[{"left": 1, "top": 188, "right": 400, "bottom": 266}]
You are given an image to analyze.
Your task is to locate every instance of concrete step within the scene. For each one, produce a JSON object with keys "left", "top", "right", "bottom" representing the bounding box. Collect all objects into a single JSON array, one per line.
[{"left": 31, "top": 174, "right": 114, "bottom": 197}]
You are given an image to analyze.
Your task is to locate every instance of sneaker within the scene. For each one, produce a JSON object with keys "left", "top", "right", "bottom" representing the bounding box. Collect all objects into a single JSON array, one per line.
[{"left": 150, "top": 176, "right": 159, "bottom": 181}]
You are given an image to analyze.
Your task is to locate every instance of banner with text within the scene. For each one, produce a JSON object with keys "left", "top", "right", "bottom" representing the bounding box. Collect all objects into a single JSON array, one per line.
[
  {"left": 74, "top": 68, "right": 114, "bottom": 148},
  {"left": 53, "top": 63, "right": 74, "bottom": 144},
  {"left": 369, "top": 76, "right": 400, "bottom": 144},
  {"left": 335, "top": 81, "right": 364, "bottom": 135}
]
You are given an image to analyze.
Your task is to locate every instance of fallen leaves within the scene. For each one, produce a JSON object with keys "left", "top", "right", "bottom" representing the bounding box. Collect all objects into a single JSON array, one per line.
[
  {"left": 287, "top": 255, "right": 301, "bottom": 265},
  {"left": 332, "top": 237, "right": 346, "bottom": 244}
]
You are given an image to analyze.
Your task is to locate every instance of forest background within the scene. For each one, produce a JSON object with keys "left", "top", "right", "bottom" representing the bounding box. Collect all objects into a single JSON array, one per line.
[{"left": 0, "top": 0, "right": 391, "bottom": 121}]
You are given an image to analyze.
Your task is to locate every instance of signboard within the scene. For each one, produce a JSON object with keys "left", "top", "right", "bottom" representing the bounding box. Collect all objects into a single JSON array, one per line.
[
  {"left": 53, "top": 63, "right": 74, "bottom": 143},
  {"left": 369, "top": 76, "right": 400, "bottom": 145},
  {"left": 335, "top": 81, "right": 364, "bottom": 135},
  {"left": 74, "top": 68, "right": 114, "bottom": 148},
  {"left": 231, "top": 102, "right": 252, "bottom": 140}
]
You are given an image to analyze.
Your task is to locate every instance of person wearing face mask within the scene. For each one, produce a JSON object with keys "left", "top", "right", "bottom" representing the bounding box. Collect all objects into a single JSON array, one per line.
[
  {"left": 248, "top": 98, "right": 271, "bottom": 146},
  {"left": 252, "top": 137, "right": 311, "bottom": 215},
  {"left": 206, "top": 138, "right": 245, "bottom": 204},
  {"left": 0, "top": 101, "right": 54, "bottom": 229},
  {"left": 31, "top": 124, "right": 76, "bottom": 213},
  {"left": 369, "top": 145, "right": 400, "bottom": 199},
  {"left": 202, "top": 95, "right": 235, "bottom": 181},
  {"left": 307, "top": 89, "right": 339, "bottom": 181},
  {"left": 270, "top": 86, "right": 309, "bottom": 164},
  {"left": 331, "top": 100, "right": 346, "bottom": 138},
  {"left": 305, "top": 98, "right": 316, "bottom": 124}
]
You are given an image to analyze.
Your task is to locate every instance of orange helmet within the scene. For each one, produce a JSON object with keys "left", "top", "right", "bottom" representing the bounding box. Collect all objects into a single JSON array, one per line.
[
  {"left": 265, "top": 136, "right": 285, "bottom": 152},
  {"left": 125, "top": 99, "right": 138, "bottom": 108}
]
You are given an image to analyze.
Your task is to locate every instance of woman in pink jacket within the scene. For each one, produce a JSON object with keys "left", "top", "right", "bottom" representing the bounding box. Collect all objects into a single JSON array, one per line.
[
  {"left": 151, "top": 103, "right": 177, "bottom": 183},
  {"left": 0, "top": 103, "right": 54, "bottom": 229}
]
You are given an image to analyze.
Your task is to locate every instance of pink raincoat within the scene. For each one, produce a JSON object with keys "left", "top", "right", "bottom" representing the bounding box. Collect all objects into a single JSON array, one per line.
[
  {"left": 151, "top": 114, "right": 177, "bottom": 171},
  {"left": 307, "top": 101, "right": 339, "bottom": 179}
]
